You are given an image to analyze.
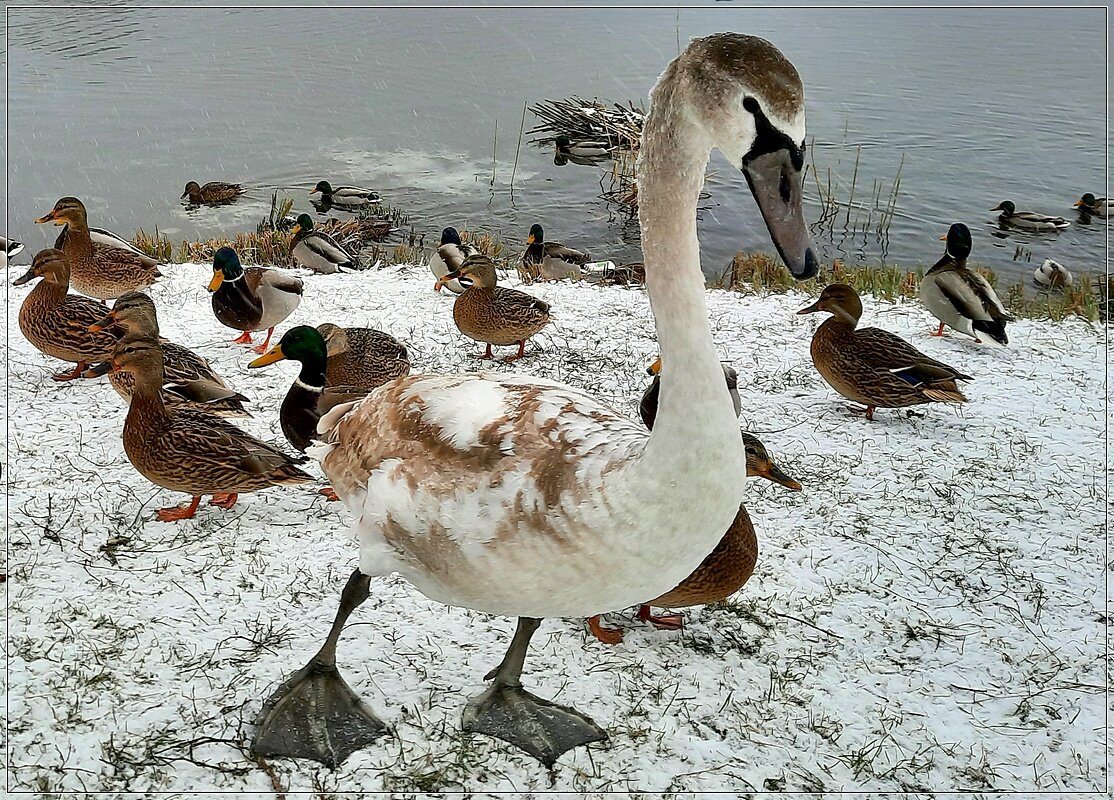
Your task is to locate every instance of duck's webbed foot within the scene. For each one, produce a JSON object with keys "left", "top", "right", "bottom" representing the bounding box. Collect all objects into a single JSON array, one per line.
[
  {"left": 252, "top": 570, "right": 387, "bottom": 767},
  {"left": 637, "top": 604, "right": 684, "bottom": 630},
  {"left": 462, "top": 617, "right": 607, "bottom": 767}
]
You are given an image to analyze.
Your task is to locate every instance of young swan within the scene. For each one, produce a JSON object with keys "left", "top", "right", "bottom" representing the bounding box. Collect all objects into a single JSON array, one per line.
[{"left": 800, "top": 283, "right": 972, "bottom": 420}]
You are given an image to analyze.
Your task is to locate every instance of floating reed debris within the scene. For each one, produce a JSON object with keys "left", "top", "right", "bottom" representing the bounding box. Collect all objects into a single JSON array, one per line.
[{"left": 527, "top": 96, "right": 644, "bottom": 150}]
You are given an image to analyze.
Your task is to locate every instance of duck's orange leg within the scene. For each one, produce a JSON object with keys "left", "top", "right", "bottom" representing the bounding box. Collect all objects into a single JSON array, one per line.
[
  {"left": 930, "top": 322, "right": 945, "bottom": 337},
  {"left": 319, "top": 487, "right": 340, "bottom": 502},
  {"left": 473, "top": 343, "right": 495, "bottom": 360},
  {"left": 233, "top": 331, "right": 253, "bottom": 345},
  {"left": 502, "top": 340, "right": 527, "bottom": 362},
  {"left": 251, "top": 328, "right": 275, "bottom": 355},
  {"left": 209, "top": 492, "right": 239, "bottom": 509},
  {"left": 637, "top": 605, "right": 684, "bottom": 630},
  {"left": 52, "top": 361, "right": 88, "bottom": 382},
  {"left": 156, "top": 496, "right": 202, "bottom": 522},
  {"left": 587, "top": 615, "right": 624, "bottom": 645},
  {"left": 847, "top": 404, "right": 877, "bottom": 421}
]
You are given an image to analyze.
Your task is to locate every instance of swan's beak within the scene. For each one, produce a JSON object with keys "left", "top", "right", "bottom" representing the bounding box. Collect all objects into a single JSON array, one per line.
[
  {"left": 249, "top": 345, "right": 286, "bottom": 368},
  {"left": 742, "top": 150, "right": 817, "bottom": 280}
]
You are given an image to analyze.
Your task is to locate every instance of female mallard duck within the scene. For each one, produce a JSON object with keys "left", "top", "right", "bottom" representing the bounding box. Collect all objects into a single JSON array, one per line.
[
  {"left": 800, "top": 283, "right": 971, "bottom": 420},
  {"left": 54, "top": 224, "right": 152, "bottom": 261},
  {"left": 289, "top": 214, "right": 358, "bottom": 274},
  {"left": 919, "top": 223, "right": 1012, "bottom": 345},
  {"left": 991, "top": 200, "right": 1070, "bottom": 231},
  {"left": 521, "top": 223, "right": 591, "bottom": 281},
  {"left": 436, "top": 253, "right": 551, "bottom": 361},
  {"left": 208, "top": 246, "right": 303, "bottom": 354},
  {"left": 248, "top": 324, "right": 409, "bottom": 452},
  {"left": 1073, "top": 193, "right": 1109, "bottom": 217},
  {"left": 587, "top": 363, "right": 801, "bottom": 644},
  {"left": 1034, "top": 258, "right": 1073, "bottom": 290},
  {"left": 251, "top": 32, "right": 817, "bottom": 768},
  {"left": 310, "top": 180, "right": 380, "bottom": 210},
  {"left": 36, "top": 197, "right": 162, "bottom": 301},
  {"left": 85, "top": 292, "right": 250, "bottom": 417},
  {"left": 181, "top": 181, "right": 245, "bottom": 205},
  {"left": 2, "top": 236, "right": 24, "bottom": 267},
  {"left": 106, "top": 334, "right": 311, "bottom": 521},
  {"left": 429, "top": 227, "right": 478, "bottom": 295},
  {"left": 12, "top": 249, "right": 118, "bottom": 380}
]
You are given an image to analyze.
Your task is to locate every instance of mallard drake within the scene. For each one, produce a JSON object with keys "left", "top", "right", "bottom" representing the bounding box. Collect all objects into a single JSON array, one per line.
[
  {"left": 555, "top": 135, "right": 613, "bottom": 159},
  {"left": 429, "top": 227, "right": 478, "bottom": 295},
  {"left": 12, "top": 249, "right": 118, "bottom": 380},
  {"left": 208, "top": 246, "right": 303, "bottom": 354},
  {"left": 249, "top": 324, "right": 409, "bottom": 452},
  {"left": 310, "top": 180, "right": 380, "bottom": 210},
  {"left": 919, "top": 223, "right": 1012, "bottom": 345},
  {"left": 2, "top": 236, "right": 24, "bottom": 267},
  {"left": 436, "top": 253, "right": 551, "bottom": 361},
  {"left": 54, "top": 224, "right": 152, "bottom": 261},
  {"left": 85, "top": 292, "right": 250, "bottom": 417},
  {"left": 1073, "top": 193, "right": 1109, "bottom": 217},
  {"left": 252, "top": 32, "right": 817, "bottom": 769},
  {"left": 106, "top": 334, "right": 311, "bottom": 521},
  {"left": 799, "top": 283, "right": 971, "bottom": 420},
  {"left": 36, "top": 197, "right": 162, "bottom": 301},
  {"left": 181, "top": 181, "right": 245, "bottom": 205},
  {"left": 588, "top": 363, "right": 800, "bottom": 644},
  {"left": 289, "top": 214, "right": 358, "bottom": 274},
  {"left": 991, "top": 200, "right": 1070, "bottom": 231},
  {"left": 521, "top": 223, "right": 591, "bottom": 281},
  {"left": 1034, "top": 258, "right": 1073, "bottom": 290}
]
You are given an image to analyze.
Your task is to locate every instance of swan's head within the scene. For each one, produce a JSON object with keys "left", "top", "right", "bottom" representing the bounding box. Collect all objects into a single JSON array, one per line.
[{"left": 667, "top": 33, "right": 816, "bottom": 279}]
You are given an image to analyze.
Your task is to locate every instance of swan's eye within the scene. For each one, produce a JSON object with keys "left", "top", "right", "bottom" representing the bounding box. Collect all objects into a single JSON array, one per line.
[{"left": 779, "top": 170, "right": 792, "bottom": 204}]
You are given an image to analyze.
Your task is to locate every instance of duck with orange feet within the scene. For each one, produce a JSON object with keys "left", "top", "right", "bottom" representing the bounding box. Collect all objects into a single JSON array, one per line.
[{"left": 208, "top": 246, "right": 303, "bottom": 354}]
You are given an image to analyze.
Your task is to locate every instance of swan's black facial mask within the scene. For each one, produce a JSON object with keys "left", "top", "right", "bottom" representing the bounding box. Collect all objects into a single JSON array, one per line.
[{"left": 740, "top": 96, "right": 817, "bottom": 280}]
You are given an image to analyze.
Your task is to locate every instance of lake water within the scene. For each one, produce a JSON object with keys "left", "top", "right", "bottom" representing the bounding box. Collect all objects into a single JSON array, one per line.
[{"left": 3, "top": 7, "right": 1107, "bottom": 282}]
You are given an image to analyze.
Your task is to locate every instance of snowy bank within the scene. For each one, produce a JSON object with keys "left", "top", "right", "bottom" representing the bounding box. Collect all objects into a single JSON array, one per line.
[{"left": 4, "top": 261, "right": 1107, "bottom": 793}]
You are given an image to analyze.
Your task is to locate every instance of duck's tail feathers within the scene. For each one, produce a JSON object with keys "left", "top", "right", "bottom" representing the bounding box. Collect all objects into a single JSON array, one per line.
[
  {"left": 972, "top": 319, "right": 1009, "bottom": 346},
  {"left": 272, "top": 463, "right": 315, "bottom": 485},
  {"left": 922, "top": 386, "right": 968, "bottom": 404}
]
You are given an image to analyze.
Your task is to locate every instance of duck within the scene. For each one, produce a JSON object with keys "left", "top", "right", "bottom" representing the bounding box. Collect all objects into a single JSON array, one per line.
[
  {"left": 105, "top": 334, "right": 311, "bottom": 521},
  {"left": 310, "top": 180, "right": 380, "bottom": 210},
  {"left": 587, "top": 362, "right": 801, "bottom": 644},
  {"left": 991, "top": 200, "right": 1070, "bottom": 231},
  {"left": 1073, "top": 193, "right": 1109, "bottom": 218},
  {"left": 181, "top": 181, "right": 245, "bottom": 205},
  {"left": 429, "top": 226, "right": 478, "bottom": 295},
  {"left": 919, "top": 223, "right": 1012, "bottom": 345},
  {"left": 36, "top": 197, "right": 163, "bottom": 301},
  {"left": 436, "top": 253, "right": 551, "bottom": 361},
  {"left": 12, "top": 248, "right": 118, "bottom": 380},
  {"left": 1034, "top": 258, "right": 1073, "bottom": 290},
  {"left": 799, "top": 283, "right": 971, "bottom": 420},
  {"left": 251, "top": 32, "right": 818, "bottom": 769},
  {"left": 248, "top": 324, "right": 409, "bottom": 453},
  {"left": 2, "top": 236, "right": 24, "bottom": 267},
  {"left": 54, "top": 224, "right": 152, "bottom": 261},
  {"left": 289, "top": 214, "right": 358, "bottom": 274},
  {"left": 85, "top": 291, "right": 250, "bottom": 417},
  {"left": 208, "top": 246, "right": 303, "bottom": 354},
  {"left": 521, "top": 223, "right": 592, "bottom": 281},
  {"left": 555, "top": 135, "right": 614, "bottom": 159}
]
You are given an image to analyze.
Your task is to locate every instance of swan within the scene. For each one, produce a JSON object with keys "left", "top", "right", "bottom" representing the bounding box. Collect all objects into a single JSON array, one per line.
[{"left": 252, "top": 32, "right": 816, "bottom": 768}]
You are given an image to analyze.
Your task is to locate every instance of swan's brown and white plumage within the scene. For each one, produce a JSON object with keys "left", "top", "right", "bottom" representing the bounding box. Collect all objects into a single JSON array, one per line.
[{"left": 254, "top": 31, "right": 816, "bottom": 768}]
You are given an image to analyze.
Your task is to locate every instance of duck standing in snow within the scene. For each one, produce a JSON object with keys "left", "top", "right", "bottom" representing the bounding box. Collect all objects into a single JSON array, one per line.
[
  {"left": 310, "top": 180, "right": 380, "bottom": 211},
  {"left": 428, "top": 227, "right": 477, "bottom": 294},
  {"left": 437, "top": 253, "right": 551, "bottom": 361},
  {"left": 289, "top": 214, "right": 358, "bottom": 273},
  {"left": 208, "top": 246, "right": 303, "bottom": 354},
  {"left": 1073, "top": 193, "right": 1109, "bottom": 218},
  {"left": 520, "top": 223, "right": 592, "bottom": 281},
  {"left": 991, "top": 200, "right": 1070, "bottom": 231},
  {"left": 1034, "top": 258, "right": 1073, "bottom": 290},
  {"left": 919, "top": 223, "right": 1012, "bottom": 345},
  {"left": 251, "top": 32, "right": 817, "bottom": 768},
  {"left": 800, "top": 283, "right": 971, "bottom": 420}
]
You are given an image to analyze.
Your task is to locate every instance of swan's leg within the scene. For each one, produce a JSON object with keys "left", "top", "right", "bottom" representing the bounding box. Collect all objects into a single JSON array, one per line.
[
  {"left": 252, "top": 569, "right": 387, "bottom": 767},
  {"left": 462, "top": 617, "right": 607, "bottom": 767},
  {"left": 637, "top": 604, "right": 684, "bottom": 630},
  {"left": 233, "top": 331, "right": 253, "bottom": 345},
  {"left": 587, "top": 615, "right": 624, "bottom": 644}
]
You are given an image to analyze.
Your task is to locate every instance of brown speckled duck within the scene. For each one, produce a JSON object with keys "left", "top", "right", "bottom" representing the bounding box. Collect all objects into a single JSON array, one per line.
[
  {"left": 436, "top": 253, "right": 551, "bottom": 361},
  {"left": 13, "top": 249, "right": 118, "bottom": 380},
  {"left": 36, "top": 197, "right": 162, "bottom": 301},
  {"left": 181, "top": 181, "right": 245, "bottom": 205},
  {"left": 799, "top": 283, "right": 972, "bottom": 420},
  {"left": 85, "top": 292, "right": 250, "bottom": 417},
  {"left": 109, "top": 335, "right": 312, "bottom": 521}
]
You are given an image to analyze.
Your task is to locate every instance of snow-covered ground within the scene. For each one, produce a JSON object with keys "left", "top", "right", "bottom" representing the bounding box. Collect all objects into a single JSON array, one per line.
[{"left": 4, "top": 261, "right": 1107, "bottom": 794}]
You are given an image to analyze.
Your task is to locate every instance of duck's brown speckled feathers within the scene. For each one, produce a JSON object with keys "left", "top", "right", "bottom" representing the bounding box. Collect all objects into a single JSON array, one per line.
[
  {"left": 318, "top": 323, "right": 411, "bottom": 388},
  {"left": 447, "top": 254, "right": 551, "bottom": 348},
  {"left": 182, "top": 181, "right": 245, "bottom": 205}
]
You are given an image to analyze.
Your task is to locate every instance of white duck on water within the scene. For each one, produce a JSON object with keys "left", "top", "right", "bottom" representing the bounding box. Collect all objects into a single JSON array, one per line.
[{"left": 251, "top": 32, "right": 817, "bottom": 768}]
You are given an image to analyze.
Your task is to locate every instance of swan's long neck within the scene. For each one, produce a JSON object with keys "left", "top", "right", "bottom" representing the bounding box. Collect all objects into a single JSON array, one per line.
[{"left": 638, "top": 90, "right": 745, "bottom": 471}]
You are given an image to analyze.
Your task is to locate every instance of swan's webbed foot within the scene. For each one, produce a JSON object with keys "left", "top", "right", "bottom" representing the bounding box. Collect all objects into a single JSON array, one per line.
[
  {"left": 252, "top": 658, "right": 387, "bottom": 768},
  {"left": 462, "top": 617, "right": 607, "bottom": 767}
]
